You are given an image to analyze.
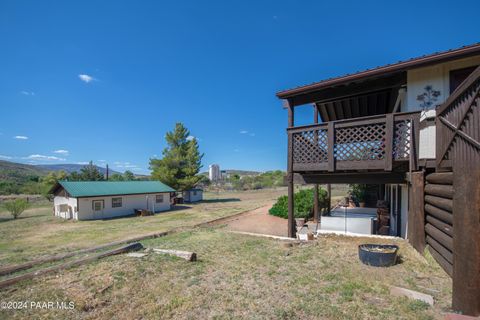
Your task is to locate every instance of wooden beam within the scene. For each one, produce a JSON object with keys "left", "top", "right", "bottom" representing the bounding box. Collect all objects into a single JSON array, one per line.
[
  {"left": 426, "top": 172, "right": 453, "bottom": 185},
  {"left": 327, "top": 122, "right": 335, "bottom": 172},
  {"left": 425, "top": 195, "right": 453, "bottom": 212},
  {"left": 384, "top": 114, "right": 393, "bottom": 171},
  {"left": 287, "top": 103, "right": 295, "bottom": 238},
  {"left": 425, "top": 204, "right": 453, "bottom": 225},
  {"left": 425, "top": 223, "right": 453, "bottom": 251},
  {"left": 408, "top": 171, "right": 425, "bottom": 254},
  {"left": 452, "top": 166, "right": 480, "bottom": 315},
  {"left": 294, "top": 172, "right": 406, "bottom": 184},
  {"left": 424, "top": 184, "right": 454, "bottom": 199},
  {"left": 313, "top": 184, "right": 319, "bottom": 223}
]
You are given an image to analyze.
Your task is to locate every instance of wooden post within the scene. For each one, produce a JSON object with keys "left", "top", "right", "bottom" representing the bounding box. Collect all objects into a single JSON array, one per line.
[
  {"left": 452, "top": 167, "right": 480, "bottom": 315},
  {"left": 287, "top": 102, "right": 296, "bottom": 238},
  {"left": 408, "top": 171, "right": 425, "bottom": 253},
  {"left": 327, "top": 122, "right": 335, "bottom": 172},
  {"left": 313, "top": 185, "right": 319, "bottom": 223},
  {"left": 327, "top": 184, "right": 332, "bottom": 215},
  {"left": 384, "top": 114, "right": 393, "bottom": 171},
  {"left": 313, "top": 104, "right": 320, "bottom": 223}
]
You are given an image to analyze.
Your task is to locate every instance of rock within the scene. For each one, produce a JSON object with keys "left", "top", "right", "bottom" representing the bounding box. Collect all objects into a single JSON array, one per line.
[{"left": 390, "top": 286, "right": 434, "bottom": 306}]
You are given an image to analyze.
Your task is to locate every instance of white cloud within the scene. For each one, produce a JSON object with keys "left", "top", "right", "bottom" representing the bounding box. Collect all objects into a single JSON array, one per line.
[
  {"left": 53, "top": 149, "right": 69, "bottom": 155},
  {"left": 186, "top": 135, "right": 195, "bottom": 141},
  {"left": 76, "top": 161, "right": 89, "bottom": 165},
  {"left": 14, "top": 135, "right": 28, "bottom": 140},
  {"left": 78, "top": 74, "right": 95, "bottom": 83},
  {"left": 25, "top": 154, "right": 65, "bottom": 161},
  {"left": 20, "top": 91, "right": 35, "bottom": 96},
  {"left": 249, "top": 133, "right": 256, "bottom": 137},
  {"left": 98, "top": 159, "right": 106, "bottom": 162},
  {"left": 0, "top": 155, "right": 12, "bottom": 159},
  {"left": 239, "top": 130, "right": 248, "bottom": 134},
  {"left": 239, "top": 130, "right": 255, "bottom": 137}
]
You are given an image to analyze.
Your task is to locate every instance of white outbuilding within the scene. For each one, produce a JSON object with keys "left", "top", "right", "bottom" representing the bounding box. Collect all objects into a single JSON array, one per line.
[
  {"left": 51, "top": 181, "right": 175, "bottom": 220},
  {"left": 182, "top": 188, "right": 203, "bottom": 203}
]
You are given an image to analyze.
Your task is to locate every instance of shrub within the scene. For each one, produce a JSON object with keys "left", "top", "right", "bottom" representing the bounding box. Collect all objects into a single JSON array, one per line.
[
  {"left": 3, "top": 198, "right": 30, "bottom": 219},
  {"left": 269, "top": 188, "right": 328, "bottom": 219}
]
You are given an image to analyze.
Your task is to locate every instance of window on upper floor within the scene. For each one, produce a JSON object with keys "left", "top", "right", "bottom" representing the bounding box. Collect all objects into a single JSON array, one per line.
[{"left": 450, "top": 66, "right": 478, "bottom": 94}]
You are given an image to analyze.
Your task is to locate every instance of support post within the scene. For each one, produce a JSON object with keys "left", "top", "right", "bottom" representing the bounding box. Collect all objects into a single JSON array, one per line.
[
  {"left": 313, "top": 104, "right": 320, "bottom": 223},
  {"left": 287, "top": 102, "right": 296, "bottom": 238},
  {"left": 407, "top": 171, "right": 425, "bottom": 253},
  {"left": 452, "top": 166, "right": 480, "bottom": 316},
  {"left": 327, "top": 184, "right": 332, "bottom": 215}
]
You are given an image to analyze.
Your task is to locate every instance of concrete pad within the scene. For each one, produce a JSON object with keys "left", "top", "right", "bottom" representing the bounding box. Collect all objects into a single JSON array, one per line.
[{"left": 390, "top": 286, "right": 434, "bottom": 306}]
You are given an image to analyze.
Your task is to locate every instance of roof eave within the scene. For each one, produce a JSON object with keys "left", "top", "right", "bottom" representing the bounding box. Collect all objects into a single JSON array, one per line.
[{"left": 277, "top": 43, "right": 480, "bottom": 100}]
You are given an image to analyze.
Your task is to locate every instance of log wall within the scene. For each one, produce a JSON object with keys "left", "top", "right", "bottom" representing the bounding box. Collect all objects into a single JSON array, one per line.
[{"left": 424, "top": 172, "right": 454, "bottom": 277}]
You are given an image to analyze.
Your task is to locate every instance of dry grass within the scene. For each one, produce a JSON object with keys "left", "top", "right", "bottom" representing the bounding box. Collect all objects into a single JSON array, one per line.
[
  {"left": 0, "top": 227, "right": 451, "bottom": 320},
  {"left": 0, "top": 189, "right": 286, "bottom": 265}
]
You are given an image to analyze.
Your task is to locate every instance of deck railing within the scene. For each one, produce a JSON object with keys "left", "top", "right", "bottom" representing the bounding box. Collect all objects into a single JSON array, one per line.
[{"left": 287, "top": 111, "right": 420, "bottom": 172}]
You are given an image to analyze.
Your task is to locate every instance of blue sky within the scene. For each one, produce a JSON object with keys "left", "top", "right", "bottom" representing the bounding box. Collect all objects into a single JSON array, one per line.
[{"left": 1, "top": 0, "right": 479, "bottom": 173}]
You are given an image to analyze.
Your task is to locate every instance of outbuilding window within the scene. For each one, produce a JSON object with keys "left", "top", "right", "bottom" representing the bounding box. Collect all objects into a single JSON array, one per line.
[
  {"left": 193, "top": 190, "right": 197, "bottom": 196},
  {"left": 112, "top": 197, "right": 123, "bottom": 208},
  {"left": 156, "top": 194, "right": 164, "bottom": 203},
  {"left": 92, "top": 200, "right": 104, "bottom": 211}
]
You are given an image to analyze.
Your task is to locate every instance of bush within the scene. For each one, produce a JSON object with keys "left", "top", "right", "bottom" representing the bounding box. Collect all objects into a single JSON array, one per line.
[
  {"left": 269, "top": 188, "right": 328, "bottom": 219},
  {"left": 3, "top": 198, "right": 30, "bottom": 219}
]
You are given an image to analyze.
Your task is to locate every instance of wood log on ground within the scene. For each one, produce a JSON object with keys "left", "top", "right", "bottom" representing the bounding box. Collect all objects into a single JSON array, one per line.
[
  {"left": 0, "top": 231, "right": 170, "bottom": 277},
  {"left": 424, "top": 204, "right": 453, "bottom": 225},
  {"left": 424, "top": 184, "right": 454, "bottom": 199},
  {"left": 0, "top": 243, "right": 143, "bottom": 289},
  {"left": 424, "top": 195, "right": 453, "bottom": 212},
  {"left": 152, "top": 249, "right": 197, "bottom": 261},
  {"left": 425, "top": 172, "right": 453, "bottom": 185}
]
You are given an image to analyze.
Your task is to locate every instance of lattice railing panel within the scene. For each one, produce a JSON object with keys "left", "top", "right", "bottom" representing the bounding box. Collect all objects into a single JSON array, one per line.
[
  {"left": 393, "top": 120, "right": 411, "bottom": 160},
  {"left": 334, "top": 124, "right": 386, "bottom": 161},
  {"left": 292, "top": 129, "right": 328, "bottom": 164}
]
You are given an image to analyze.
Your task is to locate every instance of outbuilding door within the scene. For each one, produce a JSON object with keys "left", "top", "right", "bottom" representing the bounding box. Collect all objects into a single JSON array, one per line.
[{"left": 92, "top": 200, "right": 104, "bottom": 218}]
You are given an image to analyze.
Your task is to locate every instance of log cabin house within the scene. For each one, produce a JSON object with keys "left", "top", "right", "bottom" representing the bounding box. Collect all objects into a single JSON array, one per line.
[{"left": 277, "top": 43, "right": 480, "bottom": 315}]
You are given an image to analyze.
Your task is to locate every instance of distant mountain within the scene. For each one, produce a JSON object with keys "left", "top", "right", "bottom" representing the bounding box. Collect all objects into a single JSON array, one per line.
[
  {"left": 0, "top": 160, "right": 48, "bottom": 181},
  {"left": 35, "top": 164, "right": 120, "bottom": 175}
]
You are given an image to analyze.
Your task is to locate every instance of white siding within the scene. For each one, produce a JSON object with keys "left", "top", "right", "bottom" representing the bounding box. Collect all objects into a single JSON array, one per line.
[
  {"left": 404, "top": 55, "right": 480, "bottom": 112},
  {"left": 183, "top": 190, "right": 203, "bottom": 202},
  {"left": 53, "top": 196, "right": 78, "bottom": 219},
  {"left": 404, "top": 55, "right": 480, "bottom": 159},
  {"left": 55, "top": 193, "right": 170, "bottom": 220}
]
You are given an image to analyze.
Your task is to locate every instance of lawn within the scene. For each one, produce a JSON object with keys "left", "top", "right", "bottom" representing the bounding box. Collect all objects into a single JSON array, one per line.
[
  {"left": 0, "top": 188, "right": 286, "bottom": 265},
  {"left": 0, "top": 228, "right": 451, "bottom": 319}
]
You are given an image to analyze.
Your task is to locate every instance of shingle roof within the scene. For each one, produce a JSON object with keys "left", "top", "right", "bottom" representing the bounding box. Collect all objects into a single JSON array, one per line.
[
  {"left": 55, "top": 181, "right": 175, "bottom": 198},
  {"left": 277, "top": 43, "right": 480, "bottom": 99}
]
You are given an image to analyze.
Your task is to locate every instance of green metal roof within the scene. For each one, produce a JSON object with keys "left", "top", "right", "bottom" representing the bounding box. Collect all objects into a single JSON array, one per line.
[{"left": 57, "top": 181, "right": 175, "bottom": 198}]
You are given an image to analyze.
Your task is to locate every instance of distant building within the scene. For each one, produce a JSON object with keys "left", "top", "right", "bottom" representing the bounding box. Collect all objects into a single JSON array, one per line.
[
  {"left": 220, "top": 170, "right": 228, "bottom": 180},
  {"left": 209, "top": 164, "right": 220, "bottom": 182},
  {"left": 182, "top": 189, "right": 203, "bottom": 203}
]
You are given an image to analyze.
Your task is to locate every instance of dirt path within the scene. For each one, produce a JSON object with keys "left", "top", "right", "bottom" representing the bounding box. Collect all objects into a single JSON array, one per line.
[{"left": 218, "top": 201, "right": 288, "bottom": 237}]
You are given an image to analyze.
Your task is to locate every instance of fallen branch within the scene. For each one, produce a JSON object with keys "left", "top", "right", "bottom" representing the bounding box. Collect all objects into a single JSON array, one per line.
[
  {"left": 152, "top": 249, "right": 197, "bottom": 261},
  {"left": 0, "top": 243, "right": 143, "bottom": 289}
]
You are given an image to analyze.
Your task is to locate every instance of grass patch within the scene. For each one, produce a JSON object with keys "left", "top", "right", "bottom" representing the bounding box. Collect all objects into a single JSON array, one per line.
[{"left": 0, "top": 228, "right": 452, "bottom": 319}]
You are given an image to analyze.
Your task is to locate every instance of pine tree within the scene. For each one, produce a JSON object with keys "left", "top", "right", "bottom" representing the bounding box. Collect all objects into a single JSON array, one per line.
[
  {"left": 76, "top": 161, "right": 104, "bottom": 181},
  {"left": 149, "top": 123, "right": 204, "bottom": 190}
]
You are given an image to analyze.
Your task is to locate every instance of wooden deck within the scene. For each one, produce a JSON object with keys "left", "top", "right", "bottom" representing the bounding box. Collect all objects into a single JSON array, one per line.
[{"left": 287, "top": 111, "right": 420, "bottom": 173}]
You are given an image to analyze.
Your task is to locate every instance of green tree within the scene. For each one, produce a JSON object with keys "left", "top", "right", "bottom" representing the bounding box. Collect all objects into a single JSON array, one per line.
[
  {"left": 42, "top": 171, "right": 68, "bottom": 199},
  {"left": 3, "top": 198, "right": 30, "bottom": 219},
  {"left": 69, "top": 161, "right": 104, "bottom": 181},
  {"left": 149, "top": 123, "right": 204, "bottom": 190},
  {"left": 123, "top": 170, "right": 135, "bottom": 181},
  {"left": 109, "top": 173, "right": 125, "bottom": 181}
]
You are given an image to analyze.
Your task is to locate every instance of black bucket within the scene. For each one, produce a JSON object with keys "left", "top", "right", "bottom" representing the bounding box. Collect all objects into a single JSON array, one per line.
[{"left": 358, "top": 244, "right": 399, "bottom": 267}]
